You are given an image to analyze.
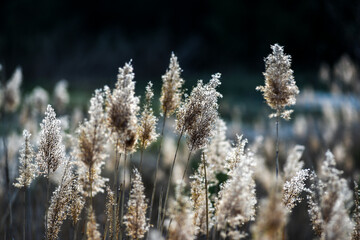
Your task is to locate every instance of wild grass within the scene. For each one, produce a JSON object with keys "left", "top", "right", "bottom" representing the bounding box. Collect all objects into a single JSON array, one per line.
[{"left": 0, "top": 46, "right": 360, "bottom": 240}]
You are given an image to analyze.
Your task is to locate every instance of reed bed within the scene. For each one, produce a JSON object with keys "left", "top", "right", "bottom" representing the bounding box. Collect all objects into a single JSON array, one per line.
[{"left": 1, "top": 45, "right": 360, "bottom": 240}]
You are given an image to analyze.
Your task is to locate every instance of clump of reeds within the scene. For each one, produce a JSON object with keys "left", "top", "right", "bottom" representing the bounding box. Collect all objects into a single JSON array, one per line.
[
  {"left": 162, "top": 73, "right": 222, "bottom": 230},
  {"left": 307, "top": 151, "right": 354, "bottom": 239},
  {"left": 167, "top": 182, "right": 195, "bottom": 240},
  {"left": 148, "top": 52, "right": 185, "bottom": 229},
  {"left": 216, "top": 135, "right": 256, "bottom": 239}
]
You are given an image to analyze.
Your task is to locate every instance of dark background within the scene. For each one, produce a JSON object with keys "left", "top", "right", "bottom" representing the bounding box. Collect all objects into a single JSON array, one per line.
[{"left": 1, "top": 0, "right": 360, "bottom": 94}]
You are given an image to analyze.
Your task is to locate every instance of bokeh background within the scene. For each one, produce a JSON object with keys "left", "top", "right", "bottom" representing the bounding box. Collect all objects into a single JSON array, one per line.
[
  {"left": 1, "top": 1, "right": 360, "bottom": 239},
  {"left": 1, "top": 0, "right": 360, "bottom": 92}
]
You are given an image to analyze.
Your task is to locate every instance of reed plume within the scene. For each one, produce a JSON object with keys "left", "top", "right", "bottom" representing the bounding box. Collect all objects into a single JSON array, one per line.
[
  {"left": 203, "top": 118, "right": 231, "bottom": 186},
  {"left": 307, "top": 150, "right": 353, "bottom": 239},
  {"left": 106, "top": 61, "right": 140, "bottom": 152},
  {"left": 251, "top": 192, "right": 288, "bottom": 240},
  {"left": 124, "top": 168, "right": 149, "bottom": 239},
  {"left": 74, "top": 88, "right": 108, "bottom": 198},
  {"left": 14, "top": 130, "right": 37, "bottom": 188},
  {"left": 86, "top": 207, "right": 101, "bottom": 240},
  {"left": 282, "top": 145, "right": 310, "bottom": 211},
  {"left": 176, "top": 73, "right": 222, "bottom": 152},
  {"left": 282, "top": 168, "right": 310, "bottom": 211},
  {"left": 160, "top": 52, "right": 184, "bottom": 117},
  {"left": 256, "top": 44, "right": 299, "bottom": 120},
  {"left": 37, "top": 105, "right": 65, "bottom": 175},
  {"left": 46, "top": 159, "right": 75, "bottom": 240},
  {"left": 168, "top": 182, "right": 195, "bottom": 240},
  {"left": 256, "top": 44, "right": 299, "bottom": 178},
  {"left": 3, "top": 67, "right": 22, "bottom": 112},
  {"left": 68, "top": 172, "right": 84, "bottom": 225},
  {"left": 53, "top": 80, "right": 69, "bottom": 113},
  {"left": 104, "top": 185, "right": 115, "bottom": 239},
  {"left": 216, "top": 135, "right": 256, "bottom": 239},
  {"left": 352, "top": 182, "right": 360, "bottom": 240},
  {"left": 138, "top": 81, "right": 159, "bottom": 168}
]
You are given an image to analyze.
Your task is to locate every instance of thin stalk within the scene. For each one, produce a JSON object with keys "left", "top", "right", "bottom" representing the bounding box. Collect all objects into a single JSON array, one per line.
[
  {"left": 139, "top": 146, "right": 144, "bottom": 172},
  {"left": 89, "top": 165, "right": 93, "bottom": 209},
  {"left": 119, "top": 150, "right": 127, "bottom": 240},
  {"left": 202, "top": 153, "right": 209, "bottom": 240},
  {"left": 113, "top": 140, "right": 120, "bottom": 189},
  {"left": 115, "top": 183, "right": 122, "bottom": 240},
  {"left": 73, "top": 220, "right": 79, "bottom": 240},
  {"left": 165, "top": 218, "right": 173, "bottom": 240},
  {"left": 3, "top": 137, "right": 13, "bottom": 240},
  {"left": 23, "top": 188, "right": 26, "bottom": 240},
  {"left": 160, "top": 126, "right": 185, "bottom": 232},
  {"left": 113, "top": 139, "right": 120, "bottom": 240},
  {"left": 45, "top": 167, "right": 50, "bottom": 235},
  {"left": 25, "top": 187, "right": 31, "bottom": 240},
  {"left": 275, "top": 114, "right": 280, "bottom": 179},
  {"left": 181, "top": 148, "right": 193, "bottom": 180},
  {"left": 156, "top": 187, "right": 163, "bottom": 229},
  {"left": 148, "top": 114, "right": 167, "bottom": 233},
  {"left": 212, "top": 223, "right": 217, "bottom": 240}
]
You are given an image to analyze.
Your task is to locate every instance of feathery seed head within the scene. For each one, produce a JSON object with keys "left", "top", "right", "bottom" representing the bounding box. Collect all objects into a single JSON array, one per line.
[
  {"left": 225, "top": 134, "right": 249, "bottom": 175},
  {"left": 86, "top": 207, "right": 101, "bottom": 240},
  {"left": 307, "top": 151, "right": 354, "bottom": 239},
  {"left": 168, "top": 181, "right": 195, "bottom": 240},
  {"left": 47, "top": 159, "right": 75, "bottom": 240},
  {"left": 106, "top": 61, "right": 140, "bottom": 152},
  {"left": 176, "top": 73, "right": 222, "bottom": 150},
  {"left": 105, "top": 185, "right": 115, "bottom": 239},
  {"left": 138, "top": 81, "right": 159, "bottom": 149},
  {"left": 68, "top": 173, "right": 84, "bottom": 225},
  {"left": 204, "top": 118, "right": 231, "bottom": 186},
  {"left": 256, "top": 44, "right": 299, "bottom": 120},
  {"left": 160, "top": 52, "right": 184, "bottom": 117},
  {"left": 37, "top": 105, "right": 65, "bottom": 175},
  {"left": 53, "top": 80, "right": 69, "bottom": 113},
  {"left": 252, "top": 192, "right": 288, "bottom": 240},
  {"left": 75, "top": 88, "right": 107, "bottom": 167},
  {"left": 124, "top": 168, "right": 149, "bottom": 239},
  {"left": 282, "top": 168, "right": 310, "bottom": 211},
  {"left": 216, "top": 138, "right": 256, "bottom": 239},
  {"left": 14, "top": 130, "right": 37, "bottom": 188}
]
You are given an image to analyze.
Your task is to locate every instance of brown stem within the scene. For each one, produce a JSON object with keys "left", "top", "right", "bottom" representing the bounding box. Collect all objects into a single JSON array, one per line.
[
  {"left": 89, "top": 165, "right": 93, "bottom": 209},
  {"left": 139, "top": 145, "right": 144, "bottom": 172},
  {"left": 275, "top": 114, "right": 280, "bottom": 179},
  {"left": 181, "top": 148, "right": 194, "bottom": 180}
]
